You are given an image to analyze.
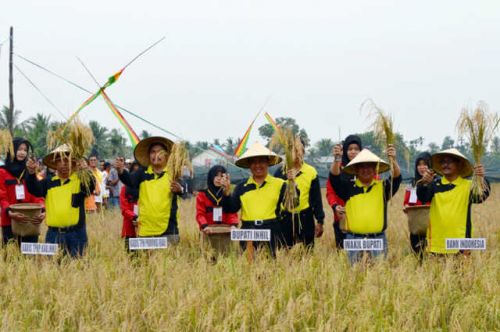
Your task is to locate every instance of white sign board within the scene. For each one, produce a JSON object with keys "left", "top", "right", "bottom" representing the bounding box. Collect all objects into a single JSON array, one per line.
[
  {"left": 231, "top": 229, "right": 271, "bottom": 242},
  {"left": 343, "top": 239, "right": 384, "bottom": 251},
  {"left": 21, "top": 242, "right": 58, "bottom": 256},
  {"left": 129, "top": 237, "right": 168, "bottom": 250},
  {"left": 445, "top": 238, "right": 486, "bottom": 250}
]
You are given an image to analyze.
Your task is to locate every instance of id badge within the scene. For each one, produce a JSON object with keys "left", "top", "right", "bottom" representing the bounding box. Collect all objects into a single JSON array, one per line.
[
  {"left": 133, "top": 204, "right": 139, "bottom": 216},
  {"left": 409, "top": 188, "right": 418, "bottom": 204},
  {"left": 15, "top": 185, "right": 25, "bottom": 200},
  {"left": 213, "top": 207, "right": 223, "bottom": 223}
]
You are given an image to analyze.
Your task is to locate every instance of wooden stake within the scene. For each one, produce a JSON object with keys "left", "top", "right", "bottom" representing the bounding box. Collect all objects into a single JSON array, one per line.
[{"left": 246, "top": 240, "right": 254, "bottom": 263}]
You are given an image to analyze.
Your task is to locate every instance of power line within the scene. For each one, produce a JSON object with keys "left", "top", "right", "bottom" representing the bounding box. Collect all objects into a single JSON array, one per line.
[
  {"left": 15, "top": 53, "right": 182, "bottom": 140},
  {"left": 14, "top": 64, "right": 67, "bottom": 120}
]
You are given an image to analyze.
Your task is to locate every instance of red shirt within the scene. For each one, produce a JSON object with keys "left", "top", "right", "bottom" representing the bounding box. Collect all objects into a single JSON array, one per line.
[
  {"left": 326, "top": 179, "right": 345, "bottom": 222},
  {"left": 119, "top": 186, "right": 137, "bottom": 238},
  {"left": 0, "top": 168, "right": 44, "bottom": 227},
  {"left": 403, "top": 186, "right": 430, "bottom": 207},
  {"left": 196, "top": 191, "right": 239, "bottom": 229}
]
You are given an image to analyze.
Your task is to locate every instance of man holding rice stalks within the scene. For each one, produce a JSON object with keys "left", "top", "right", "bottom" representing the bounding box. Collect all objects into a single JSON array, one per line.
[
  {"left": 326, "top": 134, "right": 363, "bottom": 249},
  {"left": 25, "top": 145, "right": 96, "bottom": 257},
  {"left": 115, "top": 136, "right": 185, "bottom": 244},
  {"left": 329, "top": 145, "right": 402, "bottom": 264},
  {"left": 417, "top": 148, "right": 490, "bottom": 255},
  {"left": 274, "top": 138, "right": 324, "bottom": 249},
  {"left": 221, "top": 142, "right": 298, "bottom": 257}
]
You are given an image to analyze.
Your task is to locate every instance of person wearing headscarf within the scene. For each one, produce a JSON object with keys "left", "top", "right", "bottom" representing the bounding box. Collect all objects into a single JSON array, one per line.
[
  {"left": 417, "top": 149, "right": 490, "bottom": 255},
  {"left": 0, "top": 137, "right": 45, "bottom": 245},
  {"left": 196, "top": 165, "right": 238, "bottom": 231},
  {"left": 403, "top": 152, "right": 432, "bottom": 256},
  {"left": 326, "top": 135, "right": 363, "bottom": 249},
  {"left": 119, "top": 179, "right": 138, "bottom": 251}
]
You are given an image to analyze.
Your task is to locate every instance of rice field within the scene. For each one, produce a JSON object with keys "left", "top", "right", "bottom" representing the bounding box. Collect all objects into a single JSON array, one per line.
[{"left": 0, "top": 186, "right": 499, "bottom": 331}]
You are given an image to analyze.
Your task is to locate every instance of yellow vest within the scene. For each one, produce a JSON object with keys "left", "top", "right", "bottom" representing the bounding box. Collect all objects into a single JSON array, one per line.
[
  {"left": 138, "top": 166, "right": 178, "bottom": 236},
  {"left": 428, "top": 177, "right": 472, "bottom": 254},
  {"left": 345, "top": 179, "right": 385, "bottom": 234},
  {"left": 239, "top": 174, "right": 285, "bottom": 221},
  {"left": 295, "top": 163, "right": 317, "bottom": 212},
  {"left": 45, "top": 173, "right": 83, "bottom": 227}
]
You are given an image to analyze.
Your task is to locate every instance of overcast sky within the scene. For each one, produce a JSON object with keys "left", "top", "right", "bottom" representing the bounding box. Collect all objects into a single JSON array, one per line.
[{"left": 1, "top": 1, "right": 499, "bottom": 148}]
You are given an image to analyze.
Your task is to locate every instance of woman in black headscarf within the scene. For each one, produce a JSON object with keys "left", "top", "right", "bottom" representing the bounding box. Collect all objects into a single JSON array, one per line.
[
  {"left": 196, "top": 165, "right": 238, "bottom": 232},
  {"left": 403, "top": 152, "right": 432, "bottom": 256},
  {"left": 119, "top": 165, "right": 140, "bottom": 251},
  {"left": 0, "top": 138, "right": 44, "bottom": 245}
]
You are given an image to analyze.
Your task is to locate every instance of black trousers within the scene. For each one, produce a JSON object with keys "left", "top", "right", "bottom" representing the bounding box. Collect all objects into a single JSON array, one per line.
[
  {"left": 333, "top": 221, "right": 345, "bottom": 249},
  {"left": 281, "top": 209, "right": 315, "bottom": 248},
  {"left": 240, "top": 221, "right": 283, "bottom": 257}
]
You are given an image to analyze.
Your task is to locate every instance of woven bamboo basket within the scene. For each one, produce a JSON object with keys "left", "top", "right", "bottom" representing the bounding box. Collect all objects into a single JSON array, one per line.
[
  {"left": 10, "top": 203, "right": 43, "bottom": 237},
  {"left": 406, "top": 205, "right": 430, "bottom": 235},
  {"left": 201, "top": 224, "right": 233, "bottom": 255}
]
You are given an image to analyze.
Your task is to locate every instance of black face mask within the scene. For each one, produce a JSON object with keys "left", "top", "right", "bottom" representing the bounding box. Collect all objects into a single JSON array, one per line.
[
  {"left": 205, "top": 165, "right": 227, "bottom": 205},
  {"left": 3, "top": 138, "right": 32, "bottom": 179}
]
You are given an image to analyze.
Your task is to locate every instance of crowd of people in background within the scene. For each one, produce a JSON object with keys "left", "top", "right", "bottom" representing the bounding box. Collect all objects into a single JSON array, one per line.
[{"left": 0, "top": 133, "right": 491, "bottom": 263}]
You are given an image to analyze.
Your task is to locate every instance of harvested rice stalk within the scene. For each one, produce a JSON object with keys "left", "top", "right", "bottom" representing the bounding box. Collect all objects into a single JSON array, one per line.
[
  {"left": 47, "top": 117, "right": 94, "bottom": 191},
  {"left": 0, "top": 130, "right": 14, "bottom": 160},
  {"left": 457, "top": 101, "right": 500, "bottom": 196},
  {"left": 270, "top": 127, "right": 301, "bottom": 224},
  {"left": 361, "top": 99, "right": 395, "bottom": 148},
  {"left": 167, "top": 141, "right": 192, "bottom": 181},
  {"left": 362, "top": 99, "right": 398, "bottom": 200}
]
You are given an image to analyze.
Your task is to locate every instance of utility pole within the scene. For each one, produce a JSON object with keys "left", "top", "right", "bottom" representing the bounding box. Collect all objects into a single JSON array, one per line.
[{"left": 8, "top": 26, "right": 14, "bottom": 135}]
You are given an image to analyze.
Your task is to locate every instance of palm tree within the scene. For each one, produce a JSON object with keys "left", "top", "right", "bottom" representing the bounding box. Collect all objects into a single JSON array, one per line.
[
  {"left": 140, "top": 130, "right": 152, "bottom": 139},
  {"left": 314, "top": 138, "right": 334, "bottom": 157},
  {"left": 109, "top": 128, "right": 127, "bottom": 156},
  {"left": 0, "top": 105, "right": 23, "bottom": 136},
  {"left": 23, "top": 113, "right": 52, "bottom": 157},
  {"left": 224, "top": 137, "right": 236, "bottom": 155},
  {"left": 89, "top": 120, "right": 110, "bottom": 158}
]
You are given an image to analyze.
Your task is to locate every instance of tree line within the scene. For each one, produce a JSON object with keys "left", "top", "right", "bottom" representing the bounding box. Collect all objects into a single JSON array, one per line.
[{"left": 2, "top": 107, "right": 500, "bottom": 177}]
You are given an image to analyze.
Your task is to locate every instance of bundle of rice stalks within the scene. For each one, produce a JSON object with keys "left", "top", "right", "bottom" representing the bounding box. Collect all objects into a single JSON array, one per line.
[
  {"left": 362, "top": 99, "right": 400, "bottom": 201},
  {"left": 0, "top": 130, "right": 14, "bottom": 160},
  {"left": 361, "top": 99, "right": 395, "bottom": 148},
  {"left": 47, "top": 117, "right": 95, "bottom": 191},
  {"left": 167, "top": 141, "right": 192, "bottom": 180},
  {"left": 270, "top": 127, "right": 302, "bottom": 212},
  {"left": 457, "top": 101, "right": 500, "bottom": 196}
]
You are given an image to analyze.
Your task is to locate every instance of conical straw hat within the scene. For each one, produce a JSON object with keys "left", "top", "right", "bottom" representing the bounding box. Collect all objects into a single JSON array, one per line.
[
  {"left": 431, "top": 148, "right": 473, "bottom": 177},
  {"left": 134, "top": 136, "right": 174, "bottom": 167},
  {"left": 235, "top": 142, "right": 282, "bottom": 168},
  {"left": 343, "top": 148, "right": 390, "bottom": 175},
  {"left": 43, "top": 144, "right": 72, "bottom": 169}
]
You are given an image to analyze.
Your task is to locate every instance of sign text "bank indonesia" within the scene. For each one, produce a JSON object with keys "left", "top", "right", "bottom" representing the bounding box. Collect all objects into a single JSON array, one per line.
[{"left": 445, "top": 238, "right": 486, "bottom": 250}]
